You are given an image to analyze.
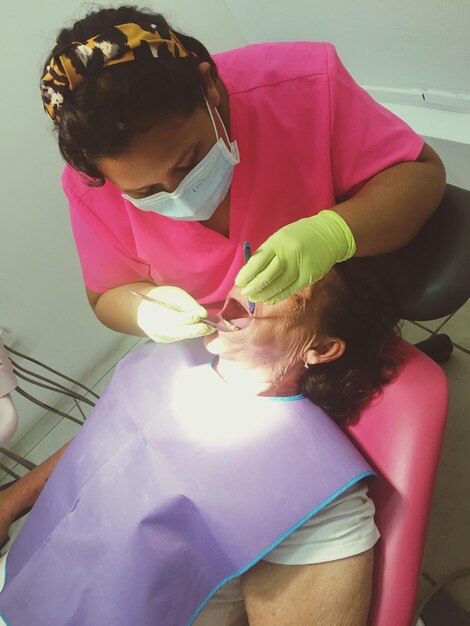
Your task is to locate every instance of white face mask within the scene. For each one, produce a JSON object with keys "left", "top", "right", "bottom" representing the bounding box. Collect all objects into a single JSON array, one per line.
[{"left": 122, "top": 98, "right": 240, "bottom": 221}]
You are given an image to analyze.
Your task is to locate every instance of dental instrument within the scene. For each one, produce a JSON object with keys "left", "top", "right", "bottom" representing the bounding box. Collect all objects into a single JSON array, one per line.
[
  {"left": 131, "top": 292, "right": 231, "bottom": 332},
  {"left": 243, "top": 242, "right": 256, "bottom": 315}
]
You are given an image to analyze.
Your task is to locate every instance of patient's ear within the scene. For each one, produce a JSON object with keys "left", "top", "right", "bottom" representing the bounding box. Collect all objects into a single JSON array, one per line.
[{"left": 305, "top": 338, "right": 345, "bottom": 366}]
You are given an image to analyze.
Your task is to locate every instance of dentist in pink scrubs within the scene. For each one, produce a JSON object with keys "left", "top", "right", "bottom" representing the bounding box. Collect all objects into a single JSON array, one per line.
[{"left": 41, "top": 6, "right": 445, "bottom": 342}]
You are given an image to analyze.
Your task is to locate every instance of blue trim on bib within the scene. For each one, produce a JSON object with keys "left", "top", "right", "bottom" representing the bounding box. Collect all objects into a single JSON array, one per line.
[
  {"left": 188, "top": 469, "right": 376, "bottom": 625},
  {"left": 0, "top": 612, "right": 11, "bottom": 626},
  {"left": 268, "top": 393, "right": 305, "bottom": 402}
]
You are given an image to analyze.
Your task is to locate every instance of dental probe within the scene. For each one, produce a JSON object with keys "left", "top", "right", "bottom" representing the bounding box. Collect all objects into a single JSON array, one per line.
[
  {"left": 243, "top": 242, "right": 256, "bottom": 315},
  {"left": 131, "top": 291, "right": 231, "bottom": 332}
]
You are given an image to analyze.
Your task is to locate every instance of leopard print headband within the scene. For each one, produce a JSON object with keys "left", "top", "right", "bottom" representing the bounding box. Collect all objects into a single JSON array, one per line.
[{"left": 41, "top": 22, "right": 189, "bottom": 123}]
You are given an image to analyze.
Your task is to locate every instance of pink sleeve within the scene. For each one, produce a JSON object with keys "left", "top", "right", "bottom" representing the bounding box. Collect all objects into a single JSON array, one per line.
[
  {"left": 327, "top": 45, "right": 425, "bottom": 200},
  {"left": 63, "top": 177, "right": 151, "bottom": 294}
]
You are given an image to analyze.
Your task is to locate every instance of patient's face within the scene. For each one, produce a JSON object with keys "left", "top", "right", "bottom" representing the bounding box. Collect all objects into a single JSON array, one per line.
[{"left": 204, "top": 285, "right": 318, "bottom": 376}]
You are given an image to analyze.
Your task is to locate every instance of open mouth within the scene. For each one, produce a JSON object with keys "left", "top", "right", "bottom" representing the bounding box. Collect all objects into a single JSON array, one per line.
[{"left": 218, "top": 297, "right": 253, "bottom": 332}]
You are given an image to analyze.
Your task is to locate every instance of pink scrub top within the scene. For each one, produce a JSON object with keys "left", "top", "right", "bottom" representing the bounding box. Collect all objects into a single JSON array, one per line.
[{"left": 62, "top": 42, "right": 424, "bottom": 314}]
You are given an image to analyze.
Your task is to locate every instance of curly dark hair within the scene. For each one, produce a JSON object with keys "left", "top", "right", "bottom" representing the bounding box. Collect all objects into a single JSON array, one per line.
[
  {"left": 300, "top": 257, "right": 403, "bottom": 425},
  {"left": 42, "top": 6, "right": 218, "bottom": 186}
]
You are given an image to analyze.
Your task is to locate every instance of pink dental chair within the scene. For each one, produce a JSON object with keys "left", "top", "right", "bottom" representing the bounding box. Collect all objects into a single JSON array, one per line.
[
  {"left": 347, "top": 340, "right": 448, "bottom": 626},
  {"left": 351, "top": 183, "right": 470, "bottom": 625},
  {"left": 1, "top": 183, "right": 467, "bottom": 623}
]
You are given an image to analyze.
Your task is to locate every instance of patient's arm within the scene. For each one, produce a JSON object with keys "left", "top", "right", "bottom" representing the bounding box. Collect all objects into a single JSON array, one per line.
[
  {"left": 241, "top": 548, "right": 374, "bottom": 626},
  {"left": 0, "top": 443, "right": 70, "bottom": 545}
]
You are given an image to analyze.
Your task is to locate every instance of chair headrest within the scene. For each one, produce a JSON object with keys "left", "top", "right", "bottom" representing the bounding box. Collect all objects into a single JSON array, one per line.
[{"left": 371, "top": 184, "right": 470, "bottom": 320}]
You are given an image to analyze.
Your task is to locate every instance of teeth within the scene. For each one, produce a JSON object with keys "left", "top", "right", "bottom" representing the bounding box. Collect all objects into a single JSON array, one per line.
[{"left": 223, "top": 319, "right": 241, "bottom": 331}]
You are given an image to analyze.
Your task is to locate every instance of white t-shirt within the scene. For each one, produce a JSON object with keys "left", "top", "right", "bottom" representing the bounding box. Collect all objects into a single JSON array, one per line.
[{"left": 194, "top": 480, "right": 379, "bottom": 626}]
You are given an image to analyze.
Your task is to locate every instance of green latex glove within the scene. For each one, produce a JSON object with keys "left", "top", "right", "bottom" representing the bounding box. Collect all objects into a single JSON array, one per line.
[
  {"left": 235, "top": 210, "right": 356, "bottom": 304},
  {"left": 136, "top": 286, "right": 215, "bottom": 343}
]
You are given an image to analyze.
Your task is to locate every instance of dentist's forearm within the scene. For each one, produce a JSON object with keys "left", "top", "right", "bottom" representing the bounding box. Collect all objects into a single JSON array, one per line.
[
  {"left": 89, "top": 282, "right": 155, "bottom": 336},
  {"left": 335, "top": 142, "right": 446, "bottom": 256},
  {"left": 90, "top": 283, "right": 212, "bottom": 343}
]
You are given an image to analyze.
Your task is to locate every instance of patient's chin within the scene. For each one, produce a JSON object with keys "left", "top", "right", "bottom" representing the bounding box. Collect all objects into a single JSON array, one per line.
[
  {"left": 203, "top": 332, "right": 242, "bottom": 358},
  {"left": 204, "top": 333, "right": 226, "bottom": 354},
  {"left": 203, "top": 334, "right": 217, "bottom": 352}
]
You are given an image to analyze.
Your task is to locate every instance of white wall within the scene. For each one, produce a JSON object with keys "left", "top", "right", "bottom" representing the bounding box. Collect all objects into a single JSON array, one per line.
[
  {"left": 225, "top": 0, "right": 470, "bottom": 94},
  {"left": 1, "top": 0, "right": 469, "bottom": 444}
]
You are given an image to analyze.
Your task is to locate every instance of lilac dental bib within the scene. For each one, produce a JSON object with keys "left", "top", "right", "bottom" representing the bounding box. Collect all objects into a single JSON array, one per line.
[{"left": 0, "top": 339, "right": 373, "bottom": 626}]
